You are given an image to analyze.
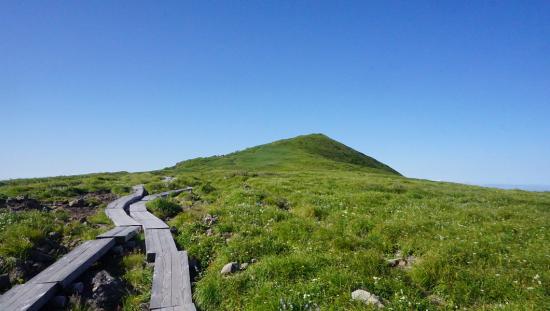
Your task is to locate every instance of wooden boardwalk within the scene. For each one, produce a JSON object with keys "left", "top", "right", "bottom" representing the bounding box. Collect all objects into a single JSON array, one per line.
[
  {"left": 0, "top": 185, "right": 146, "bottom": 311},
  {"left": 129, "top": 188, "right": 196, "bottom": 310},
  {"left": 0, "top": 185, "right": 196, "bottom": 311}
]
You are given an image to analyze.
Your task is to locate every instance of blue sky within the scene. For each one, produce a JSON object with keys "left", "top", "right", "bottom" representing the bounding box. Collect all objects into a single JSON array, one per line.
[{"left": 1, "top": 1, "right": 549, "bottom": 185}]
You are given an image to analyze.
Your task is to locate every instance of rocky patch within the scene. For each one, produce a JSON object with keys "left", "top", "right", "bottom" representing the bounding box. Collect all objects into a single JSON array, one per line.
[
  {"left": 387, "top": 250, "right": 417, "bottom": 270},
  {"left": 3, "top": 195, "right": 44, "bottom": 211}
]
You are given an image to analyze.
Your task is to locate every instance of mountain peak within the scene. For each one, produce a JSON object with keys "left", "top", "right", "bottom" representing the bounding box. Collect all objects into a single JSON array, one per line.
[{"left": 174, "top": 134, "right": 399, "bottom": 175}]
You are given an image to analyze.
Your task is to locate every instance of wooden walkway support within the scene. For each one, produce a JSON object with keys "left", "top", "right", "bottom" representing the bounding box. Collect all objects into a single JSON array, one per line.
[
  {"left": 0, "top": 185, "right": 146, "bottom": 311},
  {"left": 97, "top": 226, "right": 140, "bottom": 243},
  {"left": 29, "top": 238, "right": 115, "bottom": 288}
]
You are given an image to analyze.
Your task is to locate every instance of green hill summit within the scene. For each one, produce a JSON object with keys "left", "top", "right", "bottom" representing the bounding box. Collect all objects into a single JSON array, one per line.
[{"left": 175, "top": 133, "right": 400, "bottom": 175}]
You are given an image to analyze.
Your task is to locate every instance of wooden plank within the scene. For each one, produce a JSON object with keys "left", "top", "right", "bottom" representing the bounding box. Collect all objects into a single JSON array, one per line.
[
  {"left": 144, "top": 229, "right": 177, "bottom": 262},
  {"left": 106, "top": 185, "right": 146, "bottom": 210},
  {"left": 129, "top": 201, "right": 148, "bottom": 212},
  {"left": 96, "top": 226, "right": 140, "bottom": 243},
  {"left": 132, "top": 184, "right": 147, "bottom": 197},
  {"left": 130, "top": 210, "right": 169, "bottom": 229},
  {"left": 105, "top": 209, "right": 141, "bottom": 226},
  {"left": 0, "top": 282, "right": 57, "bottom": 311},
  {"left": 179, "top": 251, "right": 193, "bottom": 305},
  {"left": 151, "top": 305, "right": 196, "bottom": 311},
  {"left": 150, "top": 251, "right": 193, "bottom": 309},
  {"left": 30, "top": 238, "right": 115, "bottom": 288}
]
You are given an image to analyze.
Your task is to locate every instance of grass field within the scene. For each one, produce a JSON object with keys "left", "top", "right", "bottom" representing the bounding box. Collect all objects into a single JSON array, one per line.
[{"left": 1, "top": 134, "right": 548, "bottom": 310}]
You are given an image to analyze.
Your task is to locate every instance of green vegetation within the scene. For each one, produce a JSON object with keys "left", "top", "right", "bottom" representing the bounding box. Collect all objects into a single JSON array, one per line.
[
  {"left": 1, "top": 134, "right": 549, "bottom": 310},
  {"left": 147, "top": 198, "right": 182, "bottom": 219},
  {"left": 121, "top": 242, "right": 153, "bottom": 311}
]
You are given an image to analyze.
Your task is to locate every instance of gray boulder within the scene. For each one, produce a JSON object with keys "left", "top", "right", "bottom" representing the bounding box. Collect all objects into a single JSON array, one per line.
[
  {"left": 351, "top": 289, "right": 384, "bottom": 308},
  {"left": 89, "top": 270, "right": 125, "bottom": 310},
  {"left": 220, "top": 262, "right": 239, "bottom": 275}
]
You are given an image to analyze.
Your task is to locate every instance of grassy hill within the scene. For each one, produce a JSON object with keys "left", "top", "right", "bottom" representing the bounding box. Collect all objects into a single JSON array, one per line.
[
  {"left": 1, "top": 134, "right": 549, "bottom": 310},
  {"left": 173, "top": 134, "right": 400, "bottom": 175}
]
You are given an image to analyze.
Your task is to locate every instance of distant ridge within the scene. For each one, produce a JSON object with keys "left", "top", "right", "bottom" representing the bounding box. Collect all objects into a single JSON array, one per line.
[
  {"left": 174, "top": 133, "right": 400, "bottom": 175},
  {"left": 482, "top": 184, "right": 550, "bottom": 192}
]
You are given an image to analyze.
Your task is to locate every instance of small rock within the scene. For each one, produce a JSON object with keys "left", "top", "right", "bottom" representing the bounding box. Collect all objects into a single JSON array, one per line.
[
  {"left": 206, "top": 228, "right": 213, "bottom": 236},
  {"left": 203, "top": 214, "right": 218, "bottom": 226},
  {"left": 240, "top": 263, "right": 249, "bottom": 270},
  {"left": 72, "top": 282, "right": 84, "bottom": 294},
  {"left": 111, "top": 245, "right": 124, "bottom": 256},
  {"left": 37, "top": 243, "right": 52, "bottom": 254},
  {"left": 50, "top": 295, "right": 67, "bottom": 308},
  {"left": 89, "top": 270, "right": 124, "bottom": 310},
  {"left": 351, "top": 289, "right": 384, "bottom": 308},
  {"left": 220, "top": 262, "right": 239, "bottom": 275},
  {"left": 69, "top": 198, "right": 86, "bottom": 207},
  {"left": 189, "top": 257, "right": 200, "bottom": 280},
  {"left": 31, "top": 262, "right": 46, "bottom": 271},
  {"left": 0, "top": 273, "right": 10, "bottom": 291},
  {"left": 48, "top": 232, "right": 61, "bottom": 240},
  {"left": 250, "top": 258, "right": 257, "bottom": 263},
  {"left": 387, "top": 258, "right": 400, "bottom": 267},
  {"left": 170, "top": 226, "right": 178, "bottom": 234},
  {"left": 428, "top": 294, "right": 445, "bottom": 306}
]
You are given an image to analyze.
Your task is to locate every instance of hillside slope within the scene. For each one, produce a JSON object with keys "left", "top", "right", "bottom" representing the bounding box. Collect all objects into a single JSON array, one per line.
[
  {"left": 1, "top": 134, "right": 549, "bottom": 310},
  {"left": 173, "top": 134, "right": 400, "bottom": 175}
]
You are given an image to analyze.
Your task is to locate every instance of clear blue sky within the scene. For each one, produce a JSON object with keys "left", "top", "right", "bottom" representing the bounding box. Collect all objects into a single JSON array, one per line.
[{"left": 1, "top": 1, "right": 549, "bottom": 185}]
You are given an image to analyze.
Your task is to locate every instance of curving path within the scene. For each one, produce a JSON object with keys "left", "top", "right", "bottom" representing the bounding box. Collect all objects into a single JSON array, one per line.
[
  {"left": 0, "top": 185, "right": 195, "bottom": 311},
  {"left": 129, "top": 188, "right": 196, "bottom": 311}
]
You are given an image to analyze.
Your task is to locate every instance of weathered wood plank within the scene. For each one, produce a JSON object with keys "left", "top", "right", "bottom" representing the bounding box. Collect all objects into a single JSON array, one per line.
[
  {"left": 0, "top": 282, "right": 57, "bottom": 311},
  {"left": 30, "top": 238, "right": 115, "bottom": 288},
  {"left": 129, "top": 201, "right": 148, "bottom": 212},
  {"left": 144, "top": 229, "right": 177, "bottom": 262},
  {"left": 151, "top": 304, "right": 196, "bottom": 311},
  {"left": 150, "top": 251, "right": 193, "bottom": 309},
  {"left": 105, "top": 209, "right": 141, "bottom": 226},
  {"left": 96, "top": 226, "right": 140, "bottom": 243},
  {"left": 130, "top": 210, "right": 169, "bottom": 229},
  {"left": 106, "top": 185, "right": 146, "bottom": 210}
]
